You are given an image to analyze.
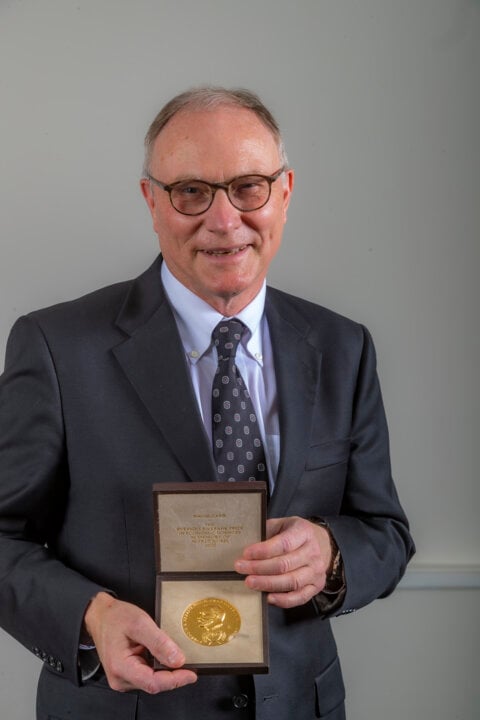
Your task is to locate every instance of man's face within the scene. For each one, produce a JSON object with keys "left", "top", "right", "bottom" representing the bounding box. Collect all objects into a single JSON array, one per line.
[{"left": 140, "top": 106, "right": 294, "bottom": 315}]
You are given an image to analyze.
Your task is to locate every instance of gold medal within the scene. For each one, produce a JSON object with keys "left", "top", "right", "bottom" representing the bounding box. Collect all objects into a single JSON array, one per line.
[{"left": 182, "top": 597, "right": 241, "bottom": 646}]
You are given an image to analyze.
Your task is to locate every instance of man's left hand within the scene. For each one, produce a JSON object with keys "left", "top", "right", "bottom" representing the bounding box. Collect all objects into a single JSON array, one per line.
[{"left": 234, "top": 516, "right": 332, "bottom": 609}]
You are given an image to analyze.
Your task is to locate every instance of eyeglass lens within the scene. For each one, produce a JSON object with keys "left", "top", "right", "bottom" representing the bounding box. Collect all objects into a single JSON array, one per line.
[{"left": 170, "top": 175, "right": 272, "bottom": 215}]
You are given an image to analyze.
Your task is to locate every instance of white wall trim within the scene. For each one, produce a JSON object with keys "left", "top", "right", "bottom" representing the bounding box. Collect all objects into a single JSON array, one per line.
[{"left": 399, "top": 565, "right": 480, "bottom": 590}]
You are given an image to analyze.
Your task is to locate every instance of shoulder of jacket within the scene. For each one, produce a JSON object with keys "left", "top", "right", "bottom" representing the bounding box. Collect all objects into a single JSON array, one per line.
[{"left": 266, "top": 285, "right": 365, "bottom": 337}]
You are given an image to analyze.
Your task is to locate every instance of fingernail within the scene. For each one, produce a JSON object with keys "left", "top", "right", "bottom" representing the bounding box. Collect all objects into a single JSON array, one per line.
[
  {"left": 235, "top": 560, "right": 246, "bottom": 572},
  {"left": 167, "top": 649, "right": 181, "bottom": 665}
]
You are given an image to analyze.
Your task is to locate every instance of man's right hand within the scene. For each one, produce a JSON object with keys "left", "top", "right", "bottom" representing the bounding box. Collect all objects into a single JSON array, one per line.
[{"left": 84, "top": 591, "right": 198, "bottom": 694}]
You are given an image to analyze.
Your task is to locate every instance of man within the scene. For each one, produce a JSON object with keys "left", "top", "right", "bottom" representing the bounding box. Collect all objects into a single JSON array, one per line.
[{"left": 0, "top": 87, "right": 414, "bottom": 719}]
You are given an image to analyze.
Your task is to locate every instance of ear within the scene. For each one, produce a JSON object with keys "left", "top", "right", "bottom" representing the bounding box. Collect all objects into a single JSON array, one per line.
[
  {"left": 140, "top": 177, "right": 155, "bottom": 214},
  {"left": 282, "top": 169, "right": 295, "bottom": 222}
]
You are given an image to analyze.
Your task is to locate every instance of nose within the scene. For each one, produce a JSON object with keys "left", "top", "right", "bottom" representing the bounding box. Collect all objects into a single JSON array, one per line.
[{"left": 203, "top": 187, "right": 242, "bottom": 233}]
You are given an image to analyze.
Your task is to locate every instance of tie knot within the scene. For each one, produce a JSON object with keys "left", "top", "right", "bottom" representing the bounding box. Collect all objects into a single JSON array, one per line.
[{"left": 212, "top": 319, "right": 245, "bottom": 361}]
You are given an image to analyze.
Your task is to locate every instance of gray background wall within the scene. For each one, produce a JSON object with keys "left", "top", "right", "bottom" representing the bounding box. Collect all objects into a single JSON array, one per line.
[{"left": 1, "top": 1, "right": 478, "bottom": 718}]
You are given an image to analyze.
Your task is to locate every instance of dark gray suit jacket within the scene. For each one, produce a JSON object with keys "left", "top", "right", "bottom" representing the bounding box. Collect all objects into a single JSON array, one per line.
[{"left": 0, "top": 256, "right": 414, "bottom": 720}]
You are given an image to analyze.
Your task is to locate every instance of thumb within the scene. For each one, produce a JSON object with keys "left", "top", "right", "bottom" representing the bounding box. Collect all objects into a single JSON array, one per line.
[{"left": 132, "top": 614, "right": 186, "bottom": 668}]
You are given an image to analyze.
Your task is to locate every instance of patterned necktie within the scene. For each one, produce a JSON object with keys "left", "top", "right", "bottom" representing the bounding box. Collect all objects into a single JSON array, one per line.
[{"left": 211, "top": 319, "right": 267, "bottom": 483}]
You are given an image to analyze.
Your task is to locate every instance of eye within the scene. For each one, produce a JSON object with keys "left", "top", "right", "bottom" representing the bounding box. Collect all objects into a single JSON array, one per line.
[
  {"left": 231, "top": 177, "right": 266, "bottom": 197},
  {"left": 176, "top": 182, "right": 208, "bottom": 197}
]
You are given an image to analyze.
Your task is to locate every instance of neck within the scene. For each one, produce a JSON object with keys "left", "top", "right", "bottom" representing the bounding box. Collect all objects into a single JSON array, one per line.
[{"left": 205, "top": 293, "right": 255, "bottom": 317}]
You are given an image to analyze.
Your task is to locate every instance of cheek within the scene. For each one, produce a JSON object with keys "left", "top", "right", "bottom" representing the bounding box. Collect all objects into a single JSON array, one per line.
[
  {"left": 151, "top": 207, "right": 166, "bottom": 238},
  {"left": 154, "top": 212, "right": 199, "bottom": 249},
  {"left": 257, "top": 194, "right": 287, "bottom": 232},
  {"left": 257, "top": 213, "right": 285, "bottom": 251},
  {"left": 246, "top": 205, "right": 280, "bottom": 239}
]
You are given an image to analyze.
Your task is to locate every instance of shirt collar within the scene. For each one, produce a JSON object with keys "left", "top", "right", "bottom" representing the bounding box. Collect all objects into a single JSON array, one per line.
[{"left": 160, "top": 261, "right": 266, "bottom": 365}]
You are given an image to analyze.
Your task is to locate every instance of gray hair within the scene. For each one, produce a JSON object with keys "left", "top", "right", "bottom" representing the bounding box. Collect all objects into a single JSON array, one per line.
[{"left": 142, "top": 86, "right": 288, "bottom": 176}]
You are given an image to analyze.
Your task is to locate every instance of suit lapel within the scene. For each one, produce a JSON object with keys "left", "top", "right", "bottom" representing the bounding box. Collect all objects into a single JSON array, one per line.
[
  {"left": 109, "top": 261, "right": 323, "bottom": 499},
  {"left": 112, "top": 258, "right": 217, "bottom": 484},
  {"left": 266, "top": 289, "right": 322, "bottom": 517}
]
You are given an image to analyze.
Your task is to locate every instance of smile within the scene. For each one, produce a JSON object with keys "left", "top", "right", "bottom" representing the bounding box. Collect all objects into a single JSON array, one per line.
[{"left": 203, "top": 245, "right": 248, "bottom": 256}]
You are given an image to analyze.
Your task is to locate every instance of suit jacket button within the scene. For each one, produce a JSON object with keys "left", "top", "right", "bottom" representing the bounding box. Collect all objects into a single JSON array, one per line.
[
  {"left": 232, "top": 694, "right": 249, "bottom": 709},
  {"left": 55, "top": 660, "right": 64, "bottom": 673}
]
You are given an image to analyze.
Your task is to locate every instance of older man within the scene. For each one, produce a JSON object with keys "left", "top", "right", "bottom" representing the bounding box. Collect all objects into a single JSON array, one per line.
[{"left": 0, "top": 87, "right": 414, "bottom": 720}]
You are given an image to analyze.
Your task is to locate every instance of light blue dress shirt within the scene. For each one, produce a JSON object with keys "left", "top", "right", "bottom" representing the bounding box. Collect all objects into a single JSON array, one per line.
[{"left": 161, "top": 262, "right": 280, "bottom": 494}]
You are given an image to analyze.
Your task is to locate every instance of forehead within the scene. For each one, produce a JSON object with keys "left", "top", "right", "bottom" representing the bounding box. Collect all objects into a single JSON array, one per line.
[{"left": 150, "top": 106, "right": 280, "bottom": 180}]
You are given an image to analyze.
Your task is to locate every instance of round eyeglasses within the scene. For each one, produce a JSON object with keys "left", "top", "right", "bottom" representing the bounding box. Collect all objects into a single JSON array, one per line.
[{"left": 145, "top": 167, "right": 286, "bottom": 216}]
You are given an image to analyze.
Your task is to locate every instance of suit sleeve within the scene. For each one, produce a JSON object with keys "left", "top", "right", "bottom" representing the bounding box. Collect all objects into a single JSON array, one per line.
[
  {"left": 0, "top": 315, "right": 108, "bottom": 685},
  {"left": 319, "top": 326, "right": 415, "bottom": 616}
]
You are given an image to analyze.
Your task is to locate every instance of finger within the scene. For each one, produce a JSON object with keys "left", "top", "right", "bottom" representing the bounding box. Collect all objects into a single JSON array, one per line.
[
  {"left": 267, "top": 584, "right": 321, "bottom": 609},
  {"left": 105, "top": 642, "right": 197, "bottom": 694},
  {"left": 241, "top": 519, "right": 306, "bottom": 562},
  {"left": 142, "top": 669, "right": 198, "bottom": 694},
  {"left": 235, "top": 543, "right": 314, "bottom": 577},
  {"left": 265, "top": 517, "right": 287, "bottom": 539},
  {"left": 108, "top": 655, "right": 197, "bottom": 694},
  {"left": 120, "top": 610, "right": 186, "bottom": 669},
  {"left": 244, "top": 564, "right": 320, "bottom": 594},
  {"left": 122, "top": 661, "right": 197, "bottom": 695},
  {"left": 141, "top": 624, "right": 187, "bottom": 669}
]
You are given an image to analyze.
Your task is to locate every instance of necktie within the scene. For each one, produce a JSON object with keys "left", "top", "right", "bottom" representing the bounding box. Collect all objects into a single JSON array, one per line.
[{"left": 211, "top": 319, "right": 267, "bottom": 483}]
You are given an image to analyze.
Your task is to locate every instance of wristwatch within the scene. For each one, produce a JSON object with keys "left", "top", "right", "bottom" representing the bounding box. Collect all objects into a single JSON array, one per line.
[{"left": 310, "top": 518, "right": 345, "bottom": 594}]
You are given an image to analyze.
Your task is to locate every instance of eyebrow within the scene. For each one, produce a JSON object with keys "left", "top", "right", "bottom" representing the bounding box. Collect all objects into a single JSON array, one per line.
[{"left": 165, "top": 170, "right": 271, "bottom": 184}]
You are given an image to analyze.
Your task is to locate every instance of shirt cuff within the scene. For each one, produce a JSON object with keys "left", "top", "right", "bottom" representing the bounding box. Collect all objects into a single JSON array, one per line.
[{"left": 78, "top": 646, "right": 101, "bottom": 682}]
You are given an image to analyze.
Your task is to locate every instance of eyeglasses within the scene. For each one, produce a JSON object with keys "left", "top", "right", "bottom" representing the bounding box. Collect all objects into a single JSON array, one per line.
[{"left": 145, "top": 167, "right": 286, "bottom": 216}]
